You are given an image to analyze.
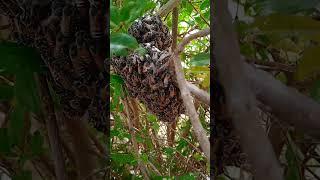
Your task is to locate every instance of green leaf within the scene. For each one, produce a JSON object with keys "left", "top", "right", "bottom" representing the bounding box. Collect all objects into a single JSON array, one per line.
[
  {"left": 260, "top": 0, "right": 319, "bottom": 14},
  {"left": 111, "top": 33, "right": 139, "bottom": 56},
  {"left": 310, "top": 80, "right": 320, "bottom": 103},
  {"left": 12, "top": 170, "right": 32, "bottom": 180},
  {"left": 200, "top": 0, "right": 209, "bottom": 10},
  {"left": 193, "top": 152, "right": 204, "bottom": 161},
  {"left": 8, "top": 105, "right": 25, "bottom": 146},
  {"left": 175, "top": 173, "right": 196, "bottom": 180},
  {"left": 190, "top": 53, "right": 210, "bottom": 66},
  {"left": 163, "top": 147, "right": 175, "bottom": 156},
  {"left": 15, "top": 72, "right": 41, "bottom": 113},
  {"left": 253, "top": 14, "right": 320, "bottom": 33},
  {"left": 188, "top": 66, "right": 209, "bottom": 73},
  {"left": 30, "top": 131, "right": 44, "bottom": 156},
  {"left": 177, "top": 139, "right": 188, "bottom": 152},
  {"left": 285, "top": 144, "right": 300, "bottom": 180},
  {"left": 0, "top": 84, "right": 14, "bottom": 101},
  {"left": 111, "top": 153, "right": 137, "bottom": 165},
  {"left": 0, "top": 42, "right": 42, "bottom": 73},
  {"left": 147, "top": 114, "right": 157, "bottom": 122},
  {"left": 240, "top": 43, "right": 255, "bottom": 58},
  {"left": 0, "top": 128, "right": 11, "bottom": 154},
  {"left": 140, "top": 154, "right": 148, "bottom": 163},
  {"left": 294, "top": 46, "right": 320, "bottom": 81},
  {"left": 272, "top": 38, "right": 300, "bottom": 53}
]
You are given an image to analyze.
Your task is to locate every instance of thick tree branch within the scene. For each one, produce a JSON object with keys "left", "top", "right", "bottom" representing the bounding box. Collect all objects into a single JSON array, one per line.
[
  {"left": 37, "top": 75, "right": 67, "bottom": 180},
  {"left": 172, "top": 53, "right": 210, "bottom": 160},
  {"left": 215, "top": 0, "right": 283, "bottom": 179},
  {"left": 186, "top": 82, "right": 210, "bottom": 106},
  {"left": 64, "top": 116, "right": 98, "bottom": 179},
  {"left": 156, "top": 0, "right": 180, "bottom": 17},
  {"left": 244, "top": 61, "right": 320, "bottom": 139},
  {"left": 176, "top": 28, "right": 210, "bottom": 54}
]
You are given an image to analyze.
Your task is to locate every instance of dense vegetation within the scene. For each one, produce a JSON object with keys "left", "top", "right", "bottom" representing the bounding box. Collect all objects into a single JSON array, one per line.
[{"left": 111, "top": 0, "right": 210, "bottom": 179}]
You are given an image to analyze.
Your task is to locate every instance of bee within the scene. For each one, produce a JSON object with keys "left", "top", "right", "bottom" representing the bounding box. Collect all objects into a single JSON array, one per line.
[
  {"left": 163, "top": 73, "right": 170, "bottom": 87},
  {"left": 169, "top": 84, "right": 176, "bottom": 97}
]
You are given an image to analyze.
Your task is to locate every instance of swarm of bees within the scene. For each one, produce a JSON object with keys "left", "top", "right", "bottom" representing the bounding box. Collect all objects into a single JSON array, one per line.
[
  {"left": 128, "top": 15, "right": 172, "bottom": 51},
  {"left": 0, "top": 0, "right": 108, "bottom": 133},
  {"left": 112, "top": 15, "right": 184, "bottom": 122}
]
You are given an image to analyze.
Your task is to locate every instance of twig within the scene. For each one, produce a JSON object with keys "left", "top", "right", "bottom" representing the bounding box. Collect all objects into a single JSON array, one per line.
[
  {"left": 187, "top": 0, "right": 209, "bottom": 26},
  {"left": 171, "top": 7, "right": 179, "bottom": 51},
  {"left": 156, "top": 0, "right": 180, "bottom": 17},
  {"left": 215, "top": 1, "right": 283, "bottom": 179},
  {"left": 37, "top": 75, "right": 67, "bottom": 180},
  {"left": 123, "top": 98, "right": 150, "bottom": 180},
  {"left": 246, "top": 58, "right": 295, "bottom": 72},
  {"left": 176, "top": 28, "right": 210, "bottom": 54}
]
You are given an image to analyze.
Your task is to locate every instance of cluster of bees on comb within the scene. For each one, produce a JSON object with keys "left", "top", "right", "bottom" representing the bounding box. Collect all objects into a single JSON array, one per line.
[
  {"left": 0, "top": 0, "right": 108, "bottom": 133},
  {"left": 111, "top": 15, "right": 185, "bottom": 122}
]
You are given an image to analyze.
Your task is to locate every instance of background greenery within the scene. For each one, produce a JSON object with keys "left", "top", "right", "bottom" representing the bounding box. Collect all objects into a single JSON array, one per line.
[{"left": 110, "top": 0, "right": 210, "bottom": 179}]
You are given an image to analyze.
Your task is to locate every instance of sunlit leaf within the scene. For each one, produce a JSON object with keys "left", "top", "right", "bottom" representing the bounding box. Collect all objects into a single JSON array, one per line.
[
  {"left": 111, "top": 33, "right": 139, "bottom": 56},
  {"left": 253, "top": 14, "right": 320, "bottom": 33},
  {"left": 111, "top": 153, "right": 137, "bottom": 165},
  {"left": 190, "top": 53, "right": 210, "bottom": 66}
]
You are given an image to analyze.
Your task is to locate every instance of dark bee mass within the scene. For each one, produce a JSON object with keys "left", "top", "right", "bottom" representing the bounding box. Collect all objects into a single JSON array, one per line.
[
  {"left": 112, "top": 16, "right": 184, "bottom": 122},
  {"left": 128, "top": 15, "right": 172, "bottom": 51},
  {"left": 0, "top": 0, "right": 107, "bottom": 133}
]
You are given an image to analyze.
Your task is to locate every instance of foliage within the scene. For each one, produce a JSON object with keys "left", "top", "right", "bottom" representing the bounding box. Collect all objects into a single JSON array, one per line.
[
  {"left": 0, "top": 42, "right": 45, "bottom": 179},
  {"left": 223, "top": 0, "right": 320, "bottom": 179},
  {"left": 110, "top": 0, "right": 210, "bottom": 178}
]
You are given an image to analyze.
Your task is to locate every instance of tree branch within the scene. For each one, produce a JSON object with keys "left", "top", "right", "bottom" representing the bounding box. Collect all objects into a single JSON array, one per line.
[
  {"left": 215, "top": 0, "right": 283, "bottom": 179},
  {"left": 186, "top": 82, "right": 210, "bottom": 106},
  {"left": 176, "top": 28, "right": 210, "bottom": 54},
  {"left": 243, "top": 61, "right": 320, "bottom": 139},
  {"left": 123, "top": 98, "right": 150, "bottom": 180},
  {"left": 63, "top": 115, "right": 98, "bottom": 179},
  {"left": 172, "top": 53, "right": 210, "bottom": 160},
  {"left": 156, "top": 0, "right": 180, "bottom": 17},
  {"left": 187, "top": 0, "right": 209, "bottom": 26},
  {"left": 37, "top": 75, "right": 67, "bottom": 180}
]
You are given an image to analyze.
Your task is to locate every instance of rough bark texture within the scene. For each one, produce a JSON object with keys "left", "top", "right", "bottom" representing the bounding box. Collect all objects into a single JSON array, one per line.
[{"left": 214, "top": 0, "right": 283, "bottom": 179}]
